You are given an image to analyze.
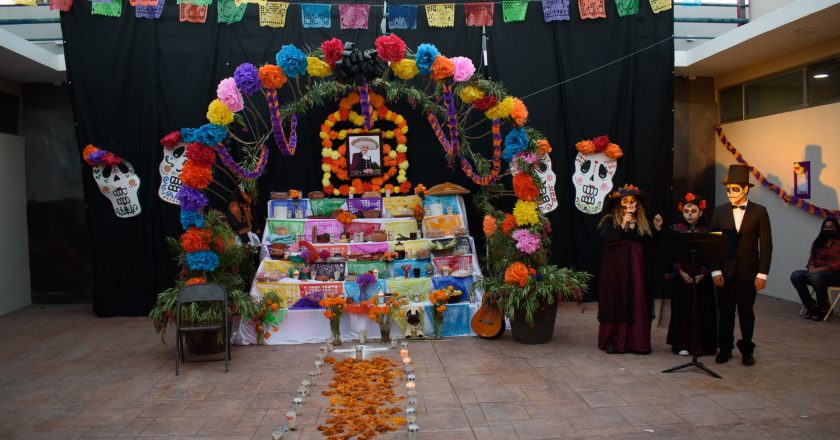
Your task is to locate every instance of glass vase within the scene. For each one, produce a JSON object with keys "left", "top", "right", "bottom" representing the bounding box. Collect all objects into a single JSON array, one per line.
[
  {"left": 433, "top": 315, "right": 443, "bottom": 339},
  {"left": 379, "top": 317, "right": 391, "bottom": 343},
  {"left": 330, "top": 318, "right": 342, "bottom": 346}
]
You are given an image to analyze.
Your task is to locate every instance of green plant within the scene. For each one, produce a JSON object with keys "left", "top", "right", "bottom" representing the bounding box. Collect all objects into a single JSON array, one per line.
[{"left": 149, "top": 210, "right": 258, "bottom": 342}]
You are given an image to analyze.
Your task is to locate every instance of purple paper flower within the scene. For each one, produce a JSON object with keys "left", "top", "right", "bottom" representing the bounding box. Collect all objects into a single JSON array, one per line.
[
  {"left": 234, "top": 63, "right": 261, "bottom": 95},
  {"left": 177, "top": 186, "right": 209, "bottom": 211},
  {"left": 300, "top": 247, "right": 311, "bottom": 261},
  {"left": 290, "top": 291, "right": 325, "bottom": 310},
  {"left": 356, "top": 272, "right": 376, "bottom": 287},
  {"left": 217, "top": 78, "right": 244, "bottom": 113},
  {"left": 512, "top": 229, "right": 542, "bottom": 255}
]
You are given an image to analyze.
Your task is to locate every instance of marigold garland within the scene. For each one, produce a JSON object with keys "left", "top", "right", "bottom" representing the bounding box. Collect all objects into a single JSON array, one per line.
[{"left": 319, "top": 356, "right": 405, "bottom": 439}]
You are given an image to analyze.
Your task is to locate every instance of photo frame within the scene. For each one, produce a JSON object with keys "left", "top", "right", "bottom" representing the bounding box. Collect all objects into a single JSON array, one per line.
[
  {"left": 346, "top": 133, "right": 383, "bottom": 178},
  {"left": 794, "top": 161, "right": 811, "bottom": 199}
]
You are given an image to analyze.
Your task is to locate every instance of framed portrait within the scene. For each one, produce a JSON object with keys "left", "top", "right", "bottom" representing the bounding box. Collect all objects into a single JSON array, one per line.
[
  {"left": 347, "top": 133, "right": 383, "bottom": 178},
  {"left": 793, "top": 161, "right": 811, "bottom": 199}
]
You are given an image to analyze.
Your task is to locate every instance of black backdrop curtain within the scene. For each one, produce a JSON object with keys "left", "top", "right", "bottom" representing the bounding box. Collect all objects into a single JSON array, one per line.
[{"left": 61, "top": 1, "right": 673, "bottom": 317}]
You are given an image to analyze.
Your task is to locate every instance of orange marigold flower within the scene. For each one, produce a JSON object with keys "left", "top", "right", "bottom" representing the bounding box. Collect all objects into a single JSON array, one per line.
[
  {"left": 259, "top": 64, "right": 287, "bottom": 89},
  {"left": 604, "top": 143, "right": 623, "bottom": 159},
  {"left": 575, "top": 140, "right": 596, "bottom": 154},
  {"left": 271, "top": 303, "right": 279, "bottom": 312},
  {"left": 180, "top": 227, "right": 212, "bottom": 253},
  {"left": 513, "top": 173, "right": 540, "bottom": 201},
  {"left": 504, "top": 262, "right": 529, "bottom": 287},
  {"left": 537, "top": 139, "right": 552, "bottom": 155},
  {"left": 501, "top": 214, "right": 516, "bottom": 235},
  {"left": 179, "top": 162, "right": 213, "bottom": 190},
  {"left": 482, "top": 215, "right": 498, "bottom": 236},
  {"left": 510, "top": 97, "right": 528, "bottom": 127},
  {"left": 430, "top": 56, "right": 455, "bottom": 81},
  {"left": 185, "top": 277, "right": 206, "bottom": 286}
]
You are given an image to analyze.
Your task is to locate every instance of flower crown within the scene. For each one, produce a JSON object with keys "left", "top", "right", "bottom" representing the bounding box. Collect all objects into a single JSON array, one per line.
[
  {"left": 82, "top": 144, "right": 123, "bottom": 167},
  {"left": 677, "top": 192, "right": 707, "bottom": 211},
  {"left": 609, "top": 184, "right": 640, "bottom": 199},
  {"left": 575, "top": 135, "right": 623, "bottom": 159}
]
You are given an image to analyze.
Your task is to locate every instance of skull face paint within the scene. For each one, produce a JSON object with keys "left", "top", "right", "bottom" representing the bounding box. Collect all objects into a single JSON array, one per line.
[
  {"left": 573, "top": 151, "right": 618, "bottom": 214},
  {"left": 621, "top": 195, "right": 637, "bottom": 214},
  {"left": 682, "top": 203, "right": 702, "bottom": 225},
  {"left": 159, "top": 141, "right": 187, "bottom": 204},
  {"left": 92, "top": 161, "right": 141, "bottom": 218}
]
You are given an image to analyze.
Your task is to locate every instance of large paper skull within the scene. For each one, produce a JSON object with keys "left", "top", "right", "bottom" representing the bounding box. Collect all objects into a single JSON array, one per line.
[
  {"left": 158, "top": 140, "right": 187, "bottom": 204},
  {"left": 511, "top": 154, "right": 558, "bottom": 213},
  {"left": 573, "top": 151, "right": 617, "bottom": 214},
  {"left": 92, "top": 161, "right": 142, "bottom": 218}
]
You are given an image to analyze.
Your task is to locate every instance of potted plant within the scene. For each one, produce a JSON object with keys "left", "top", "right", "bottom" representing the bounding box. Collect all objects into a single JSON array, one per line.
[
  {"left": 149, "top": 210, "right": 259, "bottom": 352},
  {"left": 473, "top": 132, "right": 591, "bottom": 344}
]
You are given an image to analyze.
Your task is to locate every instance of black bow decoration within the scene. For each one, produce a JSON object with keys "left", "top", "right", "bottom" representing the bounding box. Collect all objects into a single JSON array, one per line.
[{"left": 333, "top": 42, "right": 388, "bottom": 85}]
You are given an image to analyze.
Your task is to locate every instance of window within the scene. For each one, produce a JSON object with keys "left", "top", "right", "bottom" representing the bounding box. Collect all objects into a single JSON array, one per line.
[
  {"left": 719, "top": 86, "right": 743, "bottom": 122},
  {"left": 745, "top": 70, "right": 804, "bottom": 118},
  {"left": 807, "top": 58, "right": 840, "bottom": 104}
]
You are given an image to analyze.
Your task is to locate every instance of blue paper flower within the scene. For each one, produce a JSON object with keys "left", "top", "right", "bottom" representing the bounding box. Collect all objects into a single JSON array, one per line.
[
  {"left": 194, "top": 124, "right": 228, "bottom": 146},
  {"left": 180, "top": 127, "right": 197, "bottom": 143},
  {"left": 185, "top": 250, "right": 220, "bottom": 272},
  {"left": 276, "top": 45, "right": 308, "bottom": 79},
  {"left": 415, "top": 44, "right": 440, "bottom": 75},
  {"left": 234, "top": 63, "right": 261, "bottom": 95},
  {"left": 501, "top": 127, "right": 530, "bottom": 162},
  {"left": 180, "top": 210, "right": 205, "bottom": 229}
]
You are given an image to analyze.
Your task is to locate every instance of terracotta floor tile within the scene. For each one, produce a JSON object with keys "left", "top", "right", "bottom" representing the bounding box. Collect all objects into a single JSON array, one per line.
[{"left": 479, "top": 402, "right": 530, "bottom": 421}]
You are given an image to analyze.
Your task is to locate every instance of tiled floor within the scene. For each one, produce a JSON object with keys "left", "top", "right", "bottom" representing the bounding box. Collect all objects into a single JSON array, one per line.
[{"left": 2, "top": 295, "right": 840, "bottom": 439}]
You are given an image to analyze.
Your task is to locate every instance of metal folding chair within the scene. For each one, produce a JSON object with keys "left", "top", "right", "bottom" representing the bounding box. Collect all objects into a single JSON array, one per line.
[
  {"left": 175, "top": 283, "right": 229, "bottom": 375},
  {"left": 822, "top": 286, "right": 840, "bottom": 322}
]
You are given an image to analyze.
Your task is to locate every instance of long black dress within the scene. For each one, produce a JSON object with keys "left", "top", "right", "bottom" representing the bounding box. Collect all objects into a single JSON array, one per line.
[{"left": 665, "top": 222, "right": 718, "bottom": 356}]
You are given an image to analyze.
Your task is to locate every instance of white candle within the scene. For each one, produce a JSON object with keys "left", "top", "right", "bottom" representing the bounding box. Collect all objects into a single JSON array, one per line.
[
  {"left": 406, "top": 381, "right": 416, "bottom": 391},
  {"left": 285, "top": 411, "right": 297, "bottom": 430},
  {"left": 292, "top": 397, "right": 304, "bottom": 413},
  {"left": 308, "top": 371, "right": 317, "bottom": 386},
  {"left": 406, "top": 406, "right": 417, "bottom": 423},
  {"left": 402, "top": 356, "right": 411, "bottom": 366},
  {"left": 400, "top": 348, "right": 409, "bottom": 358}
]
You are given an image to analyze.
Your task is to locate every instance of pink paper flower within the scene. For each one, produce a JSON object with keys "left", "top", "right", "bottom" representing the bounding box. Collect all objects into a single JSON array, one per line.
[
  {"left": 512, "top": 229, "right": 541, "bottom": 255},
  {"left": 451, "top": 56, "right": 476, "bottom": 82},
  {"left": 217, "top": 78, "right": 244, "bottom": 113}
]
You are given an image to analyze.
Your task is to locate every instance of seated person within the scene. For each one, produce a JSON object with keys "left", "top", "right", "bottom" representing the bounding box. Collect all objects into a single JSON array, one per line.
[{"left": 790, "top": 218, "right": 840, "bottom": 321}]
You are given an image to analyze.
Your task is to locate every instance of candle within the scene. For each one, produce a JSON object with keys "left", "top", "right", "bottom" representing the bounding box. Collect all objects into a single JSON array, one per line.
[
  {"left": 402, "top": 356, "right": 411, "bottom": 366},
  {"left": 373, "top": 269, "right": 379, "bottom": 280},
  {"left": 292, "top": 397, "right": 304, "bottom": 413},
  {"left": 355, "top": 345, "right": 364, "bottom": 360},
  {"left": 404, "top": 365, "right": 414, "bottom": 374},
  {"left": 315, "top": 360, "right": 324, "bottom": 371},
  {"left": 406, "top": 381, "right": 416, "bottom": 391},
  {"left": 334, "top": 270, "right": 342, "bottom": 281},
  {"left": 408, "top": 396, "right": 418, "bottom": 406},
  {"left": 400, "top": 348, "right": 409, "bottom": 358},
  {"left": 272, "top": 425, "right": 289, "bottom": 439},
  {"left": 285, "top": 411, "right": 297, "bottom": 430},
  {"left": 359, "top": 330, "right": 367, "bottom": 344},
  {"left": 406, "top": 373, "right": 416, "bottom": 382},
  {"left": 406, "top": 406, "right": 417, "bottom": 423},
  {"left": 407, "top": 423, "right": 419, "bottom": 440},
  {"left": 308, "top": 371, "right": 317, "bottom": 386},
  {"left": 326, "top": 342, "right": 334, "bottom": 352}
]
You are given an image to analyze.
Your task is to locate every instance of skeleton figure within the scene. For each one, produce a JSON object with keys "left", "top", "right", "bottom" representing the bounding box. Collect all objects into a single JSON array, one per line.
[
  {"left": 92, "top": 161, "right": 141, "bottom": 218},
  {"left": 572, "top": 136, "right": 623, "bottom": 214},
  {"left": 158, "top": 140, "right": 187, "bottom": 204}
]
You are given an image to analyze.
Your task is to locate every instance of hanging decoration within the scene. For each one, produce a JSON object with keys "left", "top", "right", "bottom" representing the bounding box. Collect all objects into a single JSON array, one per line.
[
  {"left": 217, "top": 0, "right": 247, "bottom": 24},
  {"left": 572, "top": 135, "right": 623, "bottom": 214},
  {"left": 387, "top": 4, "right": 417, "bottom": 29},
  {"left": 425, "top": 3, "right": 455, "bottom": 28},
  {"left": 135, "top": 0, "right": 164, "bottom": 19},
  {"left": 716, "top": 125, "right": 839, "bottom": 219},
  {"left": 259, "top": 1, "right": 289, "bottom": 27},
  {"left": 301, "top": 3, "right": 331, "bottom": 28},
  {"left": 542, "top": 0, "right": 570, "bottom": 21},
  {"left": 91, "top": 0, "right": 122, "bottom": 17},
  {"left": 179, "top": 0, "right": 208, "bottom": 23},
  {"left": 158, "top": 131, "right": 188, "bottom": 205},
  {"left": 338, "top": 4, "right": 370, "bottom": 30},
  {"left": 615, "top": 0, "right": 639, "bottom": 17},
  {"left": 502, "top": 0, "right": 528, "bottom": 23},
  {"left": 649, "top": 0, "right": 673, "bottom": 13},
  {"left": 579, "top": 0, "right": 607, "bottom": 19},
  {"left": 82, "top": 145, "right": 142, "bottom": 218},
  {"left": 464, "top": 2, "right": 494, "bottom": 26}
]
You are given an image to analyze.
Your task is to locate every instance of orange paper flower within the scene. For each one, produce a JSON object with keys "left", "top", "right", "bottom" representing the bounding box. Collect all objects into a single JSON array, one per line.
[
  {"left": 482, "top": 215, "right": 498, "bottom": 235},
  {"left": 185, "top": 277, "right": 206, "bottom": 286},
  {"left": 430, "top": 56, "right": 455, "bottom": 81},
  {"left": 501, "top": 214, "right": 516, "bottom": 235},
  {"left": 504, "top": 262, "right": 529, "bottom": 287},
  {"left": 513, "top": 173, "right": 540, "bottom": 201},
  {"left": 510, "top": 97, "right": 528, "bottom": 127},
  {"left": 537, "top": 139, "right": 552, "bottom": 155},
  {"left": 180, "top": 227, "right": 212, "bottom": 253},
  {"left": 179, "top": 162, "right": 213, "bottom": 190},
  {"left": 259, "top": 64, "right": 287, "bottom": 89}
]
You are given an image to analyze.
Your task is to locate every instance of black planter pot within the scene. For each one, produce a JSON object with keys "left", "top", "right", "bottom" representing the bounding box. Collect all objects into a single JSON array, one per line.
[
  {"left": 509, "top": 303, "right": 558, "bottom": 344},
  {"left": 185, "top": 331, "right": 226, "bottom": 355}
]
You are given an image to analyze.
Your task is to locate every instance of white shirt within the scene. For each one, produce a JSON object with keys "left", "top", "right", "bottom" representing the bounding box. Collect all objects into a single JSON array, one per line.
[{"left": 711, "top": 201, "right": 767, "bottom": 281}]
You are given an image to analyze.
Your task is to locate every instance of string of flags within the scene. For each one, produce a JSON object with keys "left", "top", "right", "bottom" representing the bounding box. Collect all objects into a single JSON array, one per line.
[{"left": 45, "top": 0, "right": 672, "bottom": 25}]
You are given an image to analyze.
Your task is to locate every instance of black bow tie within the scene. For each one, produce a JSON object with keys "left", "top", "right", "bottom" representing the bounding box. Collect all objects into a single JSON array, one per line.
[{"left": 731, "top": 205, "right": 746, "bottom": 210}]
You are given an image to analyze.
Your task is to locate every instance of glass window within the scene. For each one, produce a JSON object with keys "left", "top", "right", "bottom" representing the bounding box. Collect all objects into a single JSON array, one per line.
[
  {"left": 808, "top": 58, "right": 840, "bottom": 104},
  {"left": 719, "top": 86, "right": 743, "bottom": 122},
  {"left": 745, "top": 70, "right": 804, "bottom": 118}
]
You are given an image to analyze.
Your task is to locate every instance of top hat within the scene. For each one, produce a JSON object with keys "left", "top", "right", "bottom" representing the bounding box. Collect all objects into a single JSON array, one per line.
[
  {"left": 350, "top": 136, "right": 379, "bottom": 150},
  {"left": 722, "top": 164, "right": 754, "bottom": 187}
]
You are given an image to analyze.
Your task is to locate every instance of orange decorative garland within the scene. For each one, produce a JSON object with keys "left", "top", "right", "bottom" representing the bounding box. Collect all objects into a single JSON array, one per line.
[{"left": 320, "top": 91, "right": 412, "bottom": 196}]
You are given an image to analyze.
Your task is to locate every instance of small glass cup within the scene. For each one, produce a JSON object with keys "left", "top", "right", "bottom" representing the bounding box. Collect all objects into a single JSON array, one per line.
[
  {"left": 390, "top": 336, "right": 398, "bottom": 348},
  {"left": 285, "top": 410, "right": 297, "bottom": 430},
  {"left": 407, "top": 423, "right": 419, "bottom": 440},
  {"left": 308, "top": 370, "right": 317, "bottom": 386},
  {"left": 406, "top": 406, "right": 417, "bottom": 424},
  {"left": 355, "top": 345, "right": 364, "bottom": 360},
  {"left": 272, "top": 425, "right": 289, "bottom": 439},
  {"left": 408, "top": 395, "right": 418, "bottom": 406},
  {"left": 292, "top": 397, "right": 304, "bottom": 413},
  {"left": 406, "top": 373, "right": 416, "bottom": 382},
  {"left": 404, "top": 365, "right": 414, "bottom": 375}
]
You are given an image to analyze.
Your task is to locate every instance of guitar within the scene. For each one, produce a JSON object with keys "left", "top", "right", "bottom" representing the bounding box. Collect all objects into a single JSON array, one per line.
[{"left": 471, "top": 295, "right": 505, "bottom": 339}]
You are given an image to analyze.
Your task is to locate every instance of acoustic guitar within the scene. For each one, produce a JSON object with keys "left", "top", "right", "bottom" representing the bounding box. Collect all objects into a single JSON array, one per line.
[{"left": 471, "top": 295, "right": 505, "bottom": 339}]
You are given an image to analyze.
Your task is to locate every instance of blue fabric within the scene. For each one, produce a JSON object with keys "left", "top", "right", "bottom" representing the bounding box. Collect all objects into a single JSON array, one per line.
[
  {"left": 301, "top": 3, "right": 331, "bottom": 28},
  {"left": 432, "top": 276, "right": 473, "bottom": 302},
  {"left": 392, "top": 259, "right": 431, "bottom": 278},
  {"left": 344, "top": 279, "right": 387, "bottom": 303},
  {"left": 424, "top": 303, "right": 472, "bottom": 336},
  {"left": 423, "top": 195, "right": 460, "bottom": 215},
  {"left": 388, "top": 5, "right": 417, "bottom": 29}
]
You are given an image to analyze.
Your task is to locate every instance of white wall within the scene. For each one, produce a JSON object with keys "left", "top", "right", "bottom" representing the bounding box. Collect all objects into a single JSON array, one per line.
[
  {"left": 716, "top": 102, "right": 840, "bottom": 302},
  {"left": 750, "top": 0, "right": 796, "bottom": 19},
  {"left": 0, "top": 132, "right": 31, "bottom": 314}
]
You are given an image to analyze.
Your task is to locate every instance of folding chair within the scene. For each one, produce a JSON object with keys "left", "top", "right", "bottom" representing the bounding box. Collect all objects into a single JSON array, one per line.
[
  {"left": 175, "top": 283, "right": 229, "bottom": 375},
  {"left": 822, "top": 286, "right": 840, "bottom": 322}
]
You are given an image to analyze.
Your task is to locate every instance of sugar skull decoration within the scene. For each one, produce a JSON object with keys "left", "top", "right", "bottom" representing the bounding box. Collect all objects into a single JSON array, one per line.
[
  {"left": 158, "top": 131, "right": 188, "bottom": 205},
  {"left": 82, "top": 145, "right": 141, "bottom": 218},
  {"left": 572, "top": 135, "right": 623, "bottom": 214},
  {"left": 510, "top": 147, "right": 558, "bottom": 213}
]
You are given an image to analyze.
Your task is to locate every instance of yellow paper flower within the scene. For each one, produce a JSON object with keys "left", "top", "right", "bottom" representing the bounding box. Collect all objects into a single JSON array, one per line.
[
  {"left": 399, "top": 161, "right": 409, "bottom": 170},
  {"left": 513, "top": 200, "right": 540, "bottom": 227},
  {"left": 321, "top": 164, "right": 332, "bottom": 172},
  {"left": 306, "top": 57, "right": 332, "bottom": 77},
  {"left": 389, "top": 151, "right": 397, "bottom": 159},
  {"left": 396, "top": 144, "right": 408, "bottom": 153},
  {"left": 485, "top": 96, "right": 515, "bottom": 120},
  {"left": 459, "top": 85, "right": 484, "bottom": 104},
  {"left": 206, "top": 99, "right": 234, "bottom": 126},
  {"left": 392, "top": 59, "right": 419, "bottom": 80},
  {"left": 397, "top": 175, "right": 407, "bottom": 183}
]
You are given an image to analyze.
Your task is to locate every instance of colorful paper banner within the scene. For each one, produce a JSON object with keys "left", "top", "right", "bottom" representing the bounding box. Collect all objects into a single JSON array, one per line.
[
  {"left": 502, "top": 0, "right": 528, "bottom": 23},
  {"left": 464, "top": 2, "right": 494, "bottom": 26},
  {"left": 14, "top": 0, "right": 37, "bottom": 6},
  {"left": 579, "top": 0, "right": 606, "bottom": 19},
  {"left": 649, "top": 0, "right": 672, "bottom": 13},
  {"left": 615, "top": 0, "right": 639, "bottom": 17},
  {"left": 234, "top": 0, "right": 264, "bottom": 6},
  {"left": 339, "top": 4, "right": 370, "bottom": 29},
  {"left": 91, "top": 0, "right": 122, "bottom": 17},
  {"left": 541, "top": 0, "right": 570, "bottom": 22},
  {"left": 218, "top": 0, "right": 247, "bottom": 24},
  {"left": 387, "top": 4, "right": 417, "bottom": 29},
  {"left": 179, "top": 0, "right": 208, "bottom": 23},
  {"left": 259, "top": 1, "right": 289, "bottom": 27},
  {"left": 425, "top": 3, "right": 454, "bottom": 28},
  {"left": 49, "top": 0, "right": 74, "bottom": 11},
  {"left": 135, "top": 0, "right": 164, "bottom": 18},
  {"left": 301, "top": 3, "right": 331, "bottom": 28}
]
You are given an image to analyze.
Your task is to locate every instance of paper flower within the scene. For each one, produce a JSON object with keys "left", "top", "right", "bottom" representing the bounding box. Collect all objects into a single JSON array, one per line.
[
  {"left": 537, "top": 139, "right": 552, "bottom": 155},
  {"left": 392, "top": 59, "right": 418, "bottom": 80},
  {"left": 177, "top": 186, "right": 209, "bottom": 211},
  {"left": 233, "top": 63, "right": 261, "bottom": 95},
  {"left": 185, "top": 250, "right": 220, "bottom": 272},
  {"left": 501, "top": 213, "right": 516, "bottom": 235},
  {"left": 575, "top": 140, "right": 595, "bottom": 154},
  {"left": 194, "top": 123, "right": 228, "bottom": 146},
  {"left": 430, "top": 55, "right": 454, "bottom": 81},
  {"left": 259, "top": 64, "right": 287, "bottom": 89},
  {"left": 276, "top": 44, "right": 308, "bottom": 78},
  {"left": 180, "top": 210, "right": 205, "bottom": 229},
  {"left": 604, "top": 143, "right": 623, "bottom": 159},
  {"left": 160, "top": 131, "right": 180, "bottom": 148},
  {"left": 217, "top": 78, "right": 244, "bottom": 113},
  {"left": 207, "top": 99, "right": 234, "bottom": 126},
  {"left": 472, "top": 95, "right": 497, "bottom": 111},
  {"left": 321, "top": 38, "right": 344, "bottom": 68},
  {"left": 482, "top": 215, "right": 498, "bottom": 236},
  {"left": 185, "top": 277, "right": 206, "bottom": 286},
  {"left": 458, "top": 85, "right": 484, "bottom": 104},
  {"left": 179, "top": 162, "right": 213, "bottom": 190},
  {"left": 374, "top": 34, "right": 407, "bottom": 63},
  {"left": 180, "top": 127, "right": 197, "bottom": 143},
  {"left": 513, "top": 200, "right": 540, "bottom": 227},
  {"left": 451, "top": 56, "right": 475, "bottom": 82},
  {"left": 485, "top": 96, "right": 515, "bottom": 120},
  {"left": 504, "top": 262, "right": 529, "bottom": 287},
  {"left": 510, "top": 97, "right": 528, "bottom": 126},
  {"left": 356, "top": 272, "right": 376, "bottom": 288},
  {"left": 181, "top": 227, "right": 213, "bottom": 253},
  {"left": 513, "top": 173, "right": 540, "bottom": 201},
  {"left": 512, "top": 229, "right": 541, "bottom": 255},
  {"left": 186, "top": 143, "right": 216, "bottom": 167},
  {"left": 415, "top": 44, "right": 440, "bottom": 75},
  {"left": 502, "top": 127, "right": 530, "bottom": 162},
  {"left": 307, "top": 57, "right": 332, "bottom": 77}
]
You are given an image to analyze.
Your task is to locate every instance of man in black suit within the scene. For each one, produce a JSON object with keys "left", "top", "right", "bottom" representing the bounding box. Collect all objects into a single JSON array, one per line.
[{"left": 709, "top": 164, "right": 773, "bottom": 366}]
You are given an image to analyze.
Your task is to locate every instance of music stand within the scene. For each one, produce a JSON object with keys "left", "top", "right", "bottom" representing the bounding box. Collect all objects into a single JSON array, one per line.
[{"left": 659, "top": 233, "right": 726, "bottom": 379}]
